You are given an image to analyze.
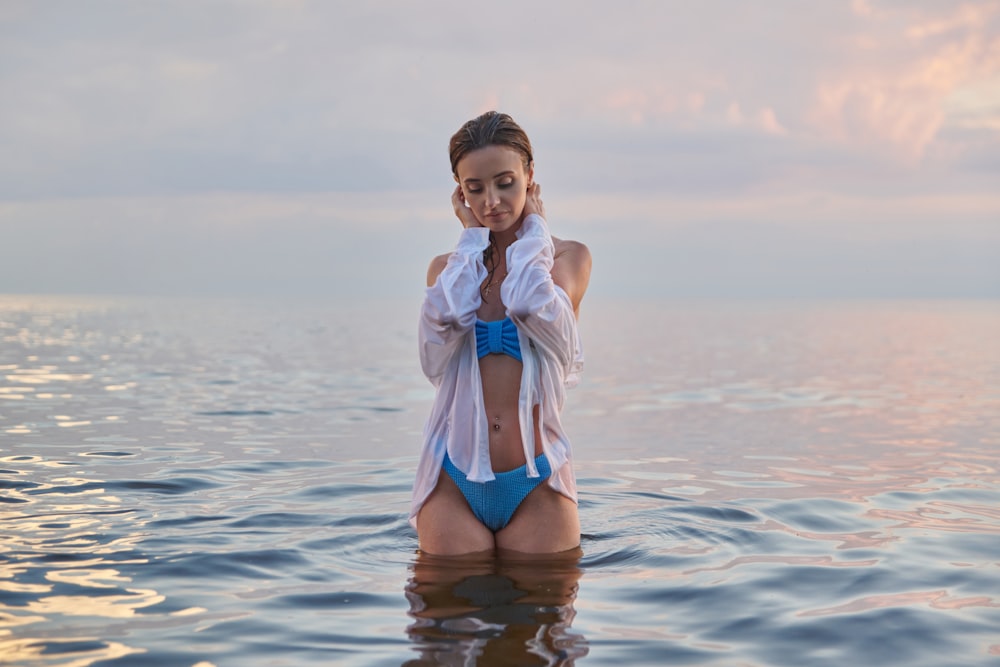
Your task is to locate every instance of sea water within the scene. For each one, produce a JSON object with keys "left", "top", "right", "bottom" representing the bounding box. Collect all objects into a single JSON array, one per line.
[{"left": 1, "top": 295, "right": 998, "bottom": 666}]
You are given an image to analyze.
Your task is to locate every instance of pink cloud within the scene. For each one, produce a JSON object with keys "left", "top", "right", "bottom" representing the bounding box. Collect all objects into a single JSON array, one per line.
[{"left": 808, "top": 2, "right": 1000, "bottom": 160}]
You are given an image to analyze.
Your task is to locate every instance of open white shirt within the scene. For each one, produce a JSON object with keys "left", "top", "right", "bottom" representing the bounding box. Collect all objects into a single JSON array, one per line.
[{"left": 410, "top": 213, "right": 584, "bottom": 529}]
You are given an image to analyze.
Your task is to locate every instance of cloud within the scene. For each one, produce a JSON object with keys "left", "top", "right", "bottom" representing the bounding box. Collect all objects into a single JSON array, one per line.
[
  {"left": 3, "top": 1, "right": 997, "bottom": 197},
  {"left": 0, "top": 1, "right": 997, "bottom": 298},
  {"left": 805, "top": 2, "right": 1000, "bottom": 160}
]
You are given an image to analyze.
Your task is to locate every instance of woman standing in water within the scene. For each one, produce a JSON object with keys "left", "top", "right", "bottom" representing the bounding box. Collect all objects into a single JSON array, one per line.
[{"left": 410, "top": 111, "right": 591, "bottom": 555}]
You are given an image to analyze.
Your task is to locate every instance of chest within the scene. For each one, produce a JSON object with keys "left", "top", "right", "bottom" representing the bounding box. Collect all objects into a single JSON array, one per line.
[{"left": 476, "top": 288, "right": 508, "bottom": 321}]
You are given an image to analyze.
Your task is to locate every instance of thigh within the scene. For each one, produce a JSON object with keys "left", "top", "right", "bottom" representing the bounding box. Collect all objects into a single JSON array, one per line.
[
  {"left": 416, "top": 472, "right": 495, "bottom": 556},
  {"left": 495, "top": 483, "right": 580, "bottom": 554}
]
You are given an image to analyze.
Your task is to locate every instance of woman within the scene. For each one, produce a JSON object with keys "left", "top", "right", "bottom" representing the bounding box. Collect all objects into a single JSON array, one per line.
[{"left": 410, "top": 111, "right": 591, "bottom": 555}]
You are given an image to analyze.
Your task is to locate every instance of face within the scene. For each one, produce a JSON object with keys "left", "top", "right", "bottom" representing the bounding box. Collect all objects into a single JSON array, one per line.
[{"left": 455, "top": 144, "right": 533, "bottom": 233}]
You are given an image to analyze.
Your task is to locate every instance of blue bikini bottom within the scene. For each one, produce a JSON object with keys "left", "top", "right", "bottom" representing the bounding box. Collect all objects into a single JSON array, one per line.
[{"left": 442, "top": 453, "right": 552, "bottom": 532}]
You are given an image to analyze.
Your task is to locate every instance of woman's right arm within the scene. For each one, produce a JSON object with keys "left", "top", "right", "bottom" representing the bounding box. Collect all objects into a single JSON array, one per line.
[{"left": 418, "top": 226, "right": 490, "bottom": 385}]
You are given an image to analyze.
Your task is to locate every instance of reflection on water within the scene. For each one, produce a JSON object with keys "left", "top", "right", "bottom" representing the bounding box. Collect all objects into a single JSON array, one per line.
[
  {"left": 405, "top": 550, "right": 587, "bottom": 666},
  {"left": 0, "top": 459, "right": 152, "bottom": 664},
  {"left": 1, "top": 296, "right": 998, "bottom": 665}
]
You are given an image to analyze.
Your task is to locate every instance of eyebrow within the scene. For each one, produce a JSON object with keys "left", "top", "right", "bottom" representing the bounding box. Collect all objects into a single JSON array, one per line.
[{"left": 462, "top": 170, "right": 516, "bottom": 184}]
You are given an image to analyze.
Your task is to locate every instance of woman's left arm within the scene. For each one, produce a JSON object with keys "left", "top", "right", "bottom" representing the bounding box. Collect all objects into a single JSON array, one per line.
[
  {"left": 501, "top": 207, "right": 590, "bottom": 376},
  {"left": 550, "top": 239, "right": 592, "bottom": 317},
  {"left": 512, "top": 183, "right": 591, "bottom": 313}
]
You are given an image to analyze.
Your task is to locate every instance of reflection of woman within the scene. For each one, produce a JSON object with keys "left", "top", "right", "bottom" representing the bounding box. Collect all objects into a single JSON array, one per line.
[
  {"left": 405, "top": 551, "right": 587, "bottom": 665},
  {"left": 411, "top": 111, "right": 592, "bottom": 555}
]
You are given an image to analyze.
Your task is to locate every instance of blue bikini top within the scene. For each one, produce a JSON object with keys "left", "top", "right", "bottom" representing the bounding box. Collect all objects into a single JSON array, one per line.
[{"left": 475, "top": 317, "right": 522, "bottom": 362}]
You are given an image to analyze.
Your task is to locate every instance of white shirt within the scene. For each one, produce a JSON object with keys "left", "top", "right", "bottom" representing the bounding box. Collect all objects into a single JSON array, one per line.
[{"left": 409, "top": 213, "right": 584, "bottom": 529}]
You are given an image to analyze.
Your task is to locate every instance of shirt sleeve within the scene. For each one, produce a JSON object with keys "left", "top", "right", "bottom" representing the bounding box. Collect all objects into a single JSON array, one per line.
[
  {"left": 418, "top": 227, "right": 490, "bottom": 385},
  {"left": 501, "top": 214, "right": 584, "bottom": 383}
]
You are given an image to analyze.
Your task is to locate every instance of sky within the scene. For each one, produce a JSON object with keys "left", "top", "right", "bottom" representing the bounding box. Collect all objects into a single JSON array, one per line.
[{"left": 1, "top": 0, "right": 998, "bottom": 300}]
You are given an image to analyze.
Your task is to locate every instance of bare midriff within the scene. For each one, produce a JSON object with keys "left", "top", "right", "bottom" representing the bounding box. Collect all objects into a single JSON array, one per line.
[{"left": 479, "top": 352, "right": 543, "bottom": 472}]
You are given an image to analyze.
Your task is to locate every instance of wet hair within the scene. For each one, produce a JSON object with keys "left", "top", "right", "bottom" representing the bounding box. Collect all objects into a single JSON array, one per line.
[
  {"left": 448, "top": 111, "right": 534, "bottom": 301},
  {"left": 449, "top": 111, "right": 533, "bottom": 176}
]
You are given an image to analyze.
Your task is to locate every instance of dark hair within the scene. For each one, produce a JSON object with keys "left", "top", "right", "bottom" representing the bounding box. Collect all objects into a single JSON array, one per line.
[{"left": 449, "top": 111, "right": 533, "bottom": 175}]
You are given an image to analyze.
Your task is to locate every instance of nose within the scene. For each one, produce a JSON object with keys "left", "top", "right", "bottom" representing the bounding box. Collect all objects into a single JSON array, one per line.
[{"left": 484, "top": 187, "right": 500, "bottom": 208}]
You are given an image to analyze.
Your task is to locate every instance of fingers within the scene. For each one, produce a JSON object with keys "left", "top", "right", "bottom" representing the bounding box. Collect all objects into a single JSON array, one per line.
[
  {"left": 528, "top": 182, "right": 543, "bottom": 206},
  {"left": 452, "top": 185, "right": 481, "bottom": 228},
  {"left": 524, "top": 182, "right": 545, "bottom": 218}
]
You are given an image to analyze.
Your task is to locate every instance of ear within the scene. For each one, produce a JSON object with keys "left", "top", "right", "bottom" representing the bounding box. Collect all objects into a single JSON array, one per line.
[
  {"left": 526, "top": 161, "right": 535, "bottom": 188},
  {"left": 453, "top": 173, "right": 460, "bottom": 184}
]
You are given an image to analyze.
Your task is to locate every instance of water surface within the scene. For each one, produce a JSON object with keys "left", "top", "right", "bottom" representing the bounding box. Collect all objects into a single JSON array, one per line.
[{"left": 1, "top": 296, "right": 998, "bottom": 665}]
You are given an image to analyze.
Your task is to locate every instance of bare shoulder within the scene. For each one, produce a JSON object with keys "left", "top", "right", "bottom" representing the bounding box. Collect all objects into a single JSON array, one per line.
[
  {"left": 554, "top": 238, "right": 591, "bottom": 268},
  {"left": 551, "top": 238, "right": 592, "bottom": 312},
  {"left": 426, "top": 252, "right": 452, "bottom": 288}
]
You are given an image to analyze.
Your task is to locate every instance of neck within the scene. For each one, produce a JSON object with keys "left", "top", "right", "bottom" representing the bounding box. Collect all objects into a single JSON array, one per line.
[{"left": 492, "top": 229, "right": 517, "bottom": 250}]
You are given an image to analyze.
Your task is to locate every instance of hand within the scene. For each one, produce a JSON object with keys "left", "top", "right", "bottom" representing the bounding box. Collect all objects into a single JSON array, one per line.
[
  {"left": 451, "top": 185, "right": 481, "bottom": 229},
  {"left": 524, "top": 182, "right": 545, "bottom": 219}
]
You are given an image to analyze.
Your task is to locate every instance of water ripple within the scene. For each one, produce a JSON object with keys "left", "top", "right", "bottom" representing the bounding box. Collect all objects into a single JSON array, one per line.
[{"left": 1, "top": 296, "right": 998, "bottom": 665}]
